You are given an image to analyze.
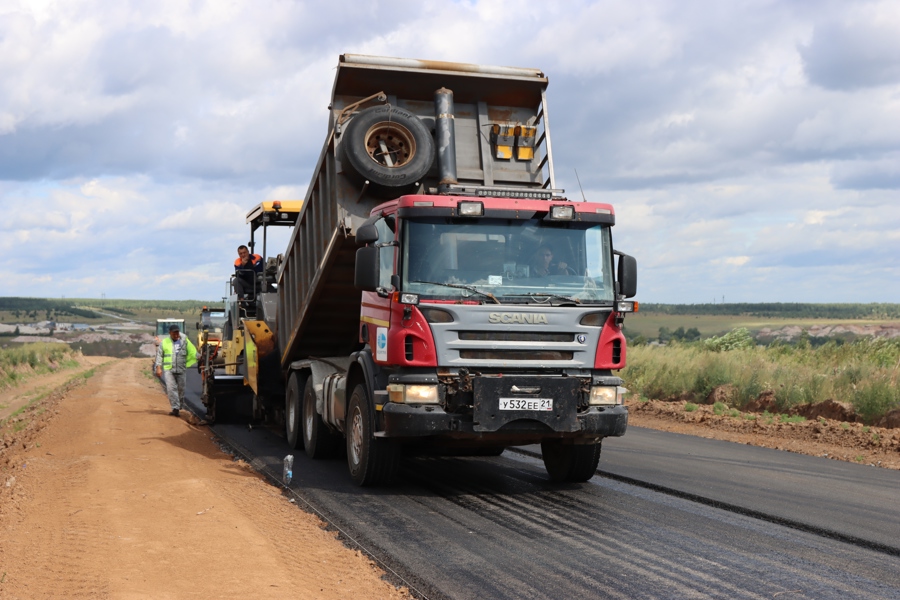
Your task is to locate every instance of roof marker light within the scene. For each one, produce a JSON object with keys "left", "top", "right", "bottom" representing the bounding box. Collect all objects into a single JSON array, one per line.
[{"left": 549, "top": 205, "right": 575, "bottom": 220}]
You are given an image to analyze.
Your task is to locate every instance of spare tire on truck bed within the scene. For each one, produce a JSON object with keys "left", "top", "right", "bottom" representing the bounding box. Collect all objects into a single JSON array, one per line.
[{"left": 339, "top": 105, "right": 435, "bottom": 197}]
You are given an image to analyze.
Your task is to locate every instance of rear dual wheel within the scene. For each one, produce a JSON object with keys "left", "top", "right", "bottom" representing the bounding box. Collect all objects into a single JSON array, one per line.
[
  {"left": 302, "top": 377, "right": 340, "bottom": 459},
  {"left": 285, "top": 373, "right": 303, "bottom": 449}
]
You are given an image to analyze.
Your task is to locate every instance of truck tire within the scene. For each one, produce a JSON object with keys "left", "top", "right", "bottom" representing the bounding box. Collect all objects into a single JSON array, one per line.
[
  {"left": 340, "top": 105, "right": 435, "bottom": 197},
  {"left": 302, "top": 377, "right": 340, "bottom": 459},
  {"left": 346, "top": 384, "right": 400, "bottom": 486},
  {"left": 285, "top": 372, "right": 303, "bottom": 449},
  {"left": 541, "top": 440, "right": 602, "bottom": 483}
]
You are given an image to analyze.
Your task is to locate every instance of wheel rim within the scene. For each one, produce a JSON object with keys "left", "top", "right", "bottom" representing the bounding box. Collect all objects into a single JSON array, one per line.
[
  {"left": 288, "top": 395, "right": 296, "bottom": 433},
  {"left": 304, "top": 393, "right": 313, "bottom": 442},
  {"left": 364, "top": 121, "right": 416, "bottom": 168},
  {"left": 349, "top": 406, "right": 363, "bottom": 466}
]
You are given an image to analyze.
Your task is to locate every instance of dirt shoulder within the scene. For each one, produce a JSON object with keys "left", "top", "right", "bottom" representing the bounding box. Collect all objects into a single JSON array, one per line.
[
  {"left": 0, "top": 354, "right": 115, "bottom": 422},
  {"left": 0, "top": 358, "right": 411, "bottom": 599}
]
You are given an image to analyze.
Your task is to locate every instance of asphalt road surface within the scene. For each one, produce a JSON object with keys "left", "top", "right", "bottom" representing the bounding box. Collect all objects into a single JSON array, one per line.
[{"left": 182, "top": 371, "right": 900, "bottom": 600}]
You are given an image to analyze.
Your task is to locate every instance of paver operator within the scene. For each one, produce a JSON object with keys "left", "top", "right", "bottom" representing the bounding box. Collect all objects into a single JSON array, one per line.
[
  {"left": 233, "top": 244, "right": 263, "bottom": 299},
  {"left": 155, "top": 324, "right": 199, "bottom": 417}
]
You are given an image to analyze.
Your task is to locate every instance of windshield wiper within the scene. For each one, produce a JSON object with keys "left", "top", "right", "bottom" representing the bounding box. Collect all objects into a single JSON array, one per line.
[
  {"left": 410, "top": 280, "right": 500, "bottom": 304},
  {"left": 512, "top": 292, "right": 581, "bottom": 305}
]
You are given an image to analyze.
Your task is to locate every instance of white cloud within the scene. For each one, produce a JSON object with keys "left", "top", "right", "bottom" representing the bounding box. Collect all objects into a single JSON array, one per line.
[{"left": 1, "top": 0, "right": 899, "bottom": 302}]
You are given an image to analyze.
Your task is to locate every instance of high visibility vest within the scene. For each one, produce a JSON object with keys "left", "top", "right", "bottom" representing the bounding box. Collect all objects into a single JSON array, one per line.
[{"left": 160, "top": 336, "right": 198, "bottom": 371}]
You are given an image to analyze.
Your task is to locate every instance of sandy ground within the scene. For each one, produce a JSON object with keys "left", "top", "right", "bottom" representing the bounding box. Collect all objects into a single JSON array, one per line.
[
  {"left": 0, "top": 358, "right": 411, "bottom": 599},
  {"left": 2, "top": 358, "right": 897, "bottom": 598}
]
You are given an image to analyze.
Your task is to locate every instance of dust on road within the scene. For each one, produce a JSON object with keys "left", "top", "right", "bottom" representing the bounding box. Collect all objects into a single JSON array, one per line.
[{"left": 0, "top": 358, "right": 411, "bottom": 599}]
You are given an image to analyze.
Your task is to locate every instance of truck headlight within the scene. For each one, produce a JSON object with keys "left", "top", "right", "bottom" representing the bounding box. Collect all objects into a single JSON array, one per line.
[
  {"left": 388, "top": 384, "right": 439, "bottom": 404},
  {"left": 616, "top": 301, "right": 638, "bottom": 313},
  {"left": 589, "top": 386, "right": 627, "bottom": 406}
]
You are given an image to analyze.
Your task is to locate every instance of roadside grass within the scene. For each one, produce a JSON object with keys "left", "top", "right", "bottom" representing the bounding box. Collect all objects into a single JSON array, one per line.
[
  {"left": 779, "top": 414, "right": 806, "bottom": 424},
  {"left": 142, "top": 364, "right": 158, "bottom": 381},
  {"left": 1, "top": 367, "right": 98, "bottom": 430},
  {"left": 0, "top": 343, "right": 80, "bottom": 389},
  {"left": 623, "top": 335, "right": 900, "bottom": 424}
]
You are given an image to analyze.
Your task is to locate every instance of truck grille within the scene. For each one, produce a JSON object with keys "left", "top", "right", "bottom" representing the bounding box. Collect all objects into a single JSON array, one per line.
[
  {"left": 459, "top": 350, "right": 574, "bottom": 361},
  {"left": 428, "top": 306, "right": 606, "bottom": 368},
  {"left": 459, "top": 331, "right": 572, "bottom": 342}
]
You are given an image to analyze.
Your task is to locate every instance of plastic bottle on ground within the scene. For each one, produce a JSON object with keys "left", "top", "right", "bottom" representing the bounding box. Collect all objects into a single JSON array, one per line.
[{"left": 283, "top": 454, "right": 294, "bottom": 485}]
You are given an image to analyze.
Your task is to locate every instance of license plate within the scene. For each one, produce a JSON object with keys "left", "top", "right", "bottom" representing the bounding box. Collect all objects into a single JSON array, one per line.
[{"left": 499, "top": 397, "right": 553, "bottom": 411}]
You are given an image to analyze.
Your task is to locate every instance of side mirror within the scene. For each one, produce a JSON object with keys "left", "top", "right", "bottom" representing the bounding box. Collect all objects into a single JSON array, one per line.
[
  {"left": 356, "top": 223, "right": 379, "bottom": 245},
  {"left": 617, "top": 253, "right": 637, "bottom": 299},
  {"left": 355, "top": 246, "right": 380, "bottom": 291}
]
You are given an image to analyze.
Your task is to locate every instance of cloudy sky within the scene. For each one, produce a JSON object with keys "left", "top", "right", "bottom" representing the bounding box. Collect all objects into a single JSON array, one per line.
[{"left": 2, "top": 0, "right": 899, "bottom": 303}]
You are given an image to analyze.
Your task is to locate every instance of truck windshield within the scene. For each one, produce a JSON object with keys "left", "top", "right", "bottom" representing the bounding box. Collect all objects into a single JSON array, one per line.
[{"left": 402, "top": 218, "right": 615, "bottom": 303}]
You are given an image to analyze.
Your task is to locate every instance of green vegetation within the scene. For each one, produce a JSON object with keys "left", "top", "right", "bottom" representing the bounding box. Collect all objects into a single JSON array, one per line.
[
  {"left": 703, "top": 327, "right": 755, "bottom": 352},
  {"left": 1, "top": 343, "right": 78, "bottom": 388},
  {"left": 779, "top": 414, "right": 807, "bottom": 424},
  {"left": 684, "top": 403, "right": 698, "bottom": 412},
  {"left": 1, "top": 367, "right": 98, "bottom": 431},
  {"left": 623, "top": 332, "right": 900, "bottom": 424},
  {"left": 658, "top": 326, "right": 701, "bottom": 343}
]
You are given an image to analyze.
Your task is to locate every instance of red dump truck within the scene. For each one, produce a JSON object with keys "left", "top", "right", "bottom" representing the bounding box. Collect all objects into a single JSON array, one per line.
[{"left": 217, "top": 54, "right": 638, "bottom": 486}]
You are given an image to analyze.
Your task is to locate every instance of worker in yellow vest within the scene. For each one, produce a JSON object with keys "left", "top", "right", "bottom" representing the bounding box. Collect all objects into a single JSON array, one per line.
[{"left": 154, "top": 324, "right": 199, "bottom": 417}]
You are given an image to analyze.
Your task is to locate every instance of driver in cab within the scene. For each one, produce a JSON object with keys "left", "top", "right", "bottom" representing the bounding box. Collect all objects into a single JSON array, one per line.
[{"left": 530, "top": 245, "right": 569, "bottom": 277}]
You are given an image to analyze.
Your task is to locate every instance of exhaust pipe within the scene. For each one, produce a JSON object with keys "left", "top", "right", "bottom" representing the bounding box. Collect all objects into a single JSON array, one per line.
[{"left": 434, "top": 87, "right": 457, "bottom": 192}]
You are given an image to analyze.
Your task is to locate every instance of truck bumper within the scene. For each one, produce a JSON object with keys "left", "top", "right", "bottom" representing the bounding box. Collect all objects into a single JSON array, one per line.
[{"left": 377, "top": 403, "right": 628, "bottom": 441}]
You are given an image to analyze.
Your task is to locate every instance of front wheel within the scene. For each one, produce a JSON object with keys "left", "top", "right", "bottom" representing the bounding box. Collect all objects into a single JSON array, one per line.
[
  {"left": 541, "top": 440, "right": 602, "bottom": 482},
  {"left": 346, "top": 384, "right": 400, "bottom": 486}
]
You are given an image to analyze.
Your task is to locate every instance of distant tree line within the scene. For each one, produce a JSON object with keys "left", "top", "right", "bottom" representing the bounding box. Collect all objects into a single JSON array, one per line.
[
  {"left": 639, "top": 303, "right": 900, "bottom": 320},
  {"left": 0, "top": 297, "right": 217, "bottom": 320},
  {"left": 0, "top": 298, "right": 102, "bottom": 319}
]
